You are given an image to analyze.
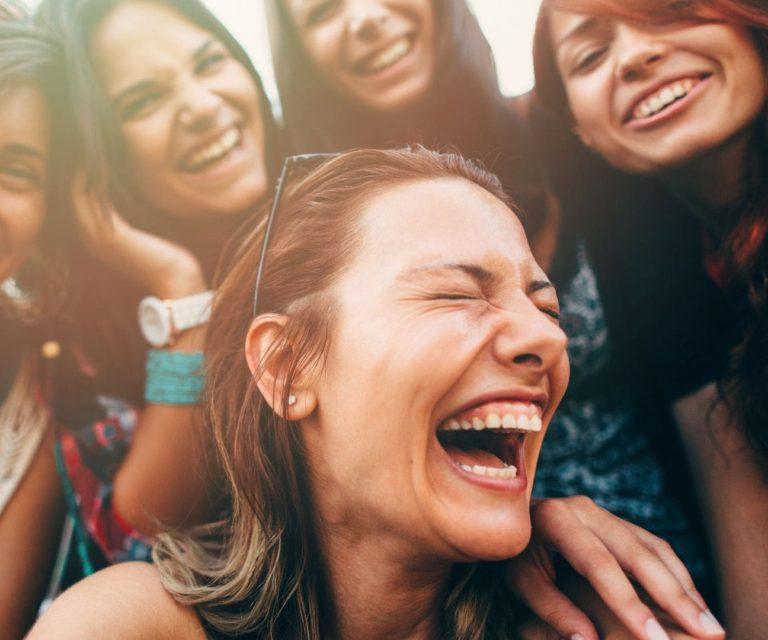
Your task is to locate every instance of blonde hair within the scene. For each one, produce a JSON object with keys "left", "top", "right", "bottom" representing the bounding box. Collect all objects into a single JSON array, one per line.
[{"left": 154, "top": 147, "right": 519, "bottom": 639}]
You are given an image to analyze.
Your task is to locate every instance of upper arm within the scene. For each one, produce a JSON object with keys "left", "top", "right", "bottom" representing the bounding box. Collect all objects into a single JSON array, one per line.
[
  {"left": 0, "top": 428, "right": 64, "bottom": 639},
  {"left": 673, "top": 384, "right": 768, "bottom": 636},
  {"left": 27, "top": 562, "right": 206, "bottom": 640}
]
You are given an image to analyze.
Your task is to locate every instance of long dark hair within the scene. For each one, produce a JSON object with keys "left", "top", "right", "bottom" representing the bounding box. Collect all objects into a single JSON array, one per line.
[
  {"left": 33, "top": 0, "right": 283, "bottom": 400},
  {"left": 0, "top": 19, "right": 70, "bottom": 324},
  {"left": 265, "top": 0, "right": 549, "bottom": 234},
  {"left": 534, "top": 0, "right": 768, "bottom": 469}
]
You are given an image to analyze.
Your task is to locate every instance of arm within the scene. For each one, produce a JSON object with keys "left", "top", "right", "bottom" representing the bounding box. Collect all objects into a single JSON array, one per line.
[
  {"left": 72, "top": 176, "right": 222, "bottom": 536},
  {"left": 674, "top": 382, "right": 768, "bottom": 638},
  {"left": 0, "top": 428, "right": 64, "bottom": 639},
  {"left": 27, "top": 562, "right": 206, "bottom": 640}
]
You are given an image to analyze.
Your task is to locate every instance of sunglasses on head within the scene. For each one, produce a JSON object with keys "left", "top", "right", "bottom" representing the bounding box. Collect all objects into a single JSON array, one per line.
[{"left": 252, "top": 153, "right": 340, "bottom": 316}]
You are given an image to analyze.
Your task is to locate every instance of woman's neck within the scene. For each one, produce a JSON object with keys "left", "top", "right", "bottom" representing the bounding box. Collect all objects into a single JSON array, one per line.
[
  {"left": 660, "top": 126, "right": 762, "bottom": 236},
  {"left": 320, "top": 528, "right": 450, "bottom": 640}
]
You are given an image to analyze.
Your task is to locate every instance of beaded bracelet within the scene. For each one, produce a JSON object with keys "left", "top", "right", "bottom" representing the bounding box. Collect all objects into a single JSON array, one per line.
[{"left": 144, "top": 349, "right": 205, "bottom": 405}]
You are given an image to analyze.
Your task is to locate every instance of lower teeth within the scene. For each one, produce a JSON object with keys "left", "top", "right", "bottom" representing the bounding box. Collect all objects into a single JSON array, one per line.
[{"left": 460, "top": 464, "right": 517, "bottom": 479}]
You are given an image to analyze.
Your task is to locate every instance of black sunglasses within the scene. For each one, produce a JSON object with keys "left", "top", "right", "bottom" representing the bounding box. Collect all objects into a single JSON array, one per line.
[{"left": 252, "top": 153, "right": 339, "bottom": 316}]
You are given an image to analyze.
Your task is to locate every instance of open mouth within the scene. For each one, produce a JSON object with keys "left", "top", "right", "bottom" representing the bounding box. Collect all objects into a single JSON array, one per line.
[
  {"left": 436, "top": 402, "right": 542, "bottom": 481},
  {"left": 626, "top": 74, "right": 711, "bottom": 124},
  {"left": 181, "top": 126, "right": 242, "bottom": 173},
  {"left": 353, "top": 35, "right": 415, "bottom": 76}
]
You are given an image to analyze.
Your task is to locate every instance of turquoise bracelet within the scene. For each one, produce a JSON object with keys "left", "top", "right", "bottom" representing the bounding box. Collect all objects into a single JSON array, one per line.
[{"left": 144, "top": 349, "right": 205, "bottom": 405}]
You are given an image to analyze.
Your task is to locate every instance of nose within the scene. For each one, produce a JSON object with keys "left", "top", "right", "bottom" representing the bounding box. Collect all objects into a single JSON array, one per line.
[
  {"left": 177, "top": 80, "right": 223, "bottom": 132},
  {"left": 492, "top": 302, "right": 567, "bottom": 376},
  {"left": 615, "top": 25, "right": 670, "bottom": 82},
  {"left": 347, "top": 0, "right": 390, "bottom": 40}
]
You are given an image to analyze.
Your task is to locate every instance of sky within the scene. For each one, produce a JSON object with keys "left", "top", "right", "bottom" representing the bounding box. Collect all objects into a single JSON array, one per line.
[{"left": 24, "top": 0, "right": 545, "bottom": 100}]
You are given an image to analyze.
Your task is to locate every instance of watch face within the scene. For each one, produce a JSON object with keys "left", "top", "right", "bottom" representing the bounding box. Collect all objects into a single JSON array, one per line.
[{"left": 138, "top": 298, "right": 170, "bottom": 347}]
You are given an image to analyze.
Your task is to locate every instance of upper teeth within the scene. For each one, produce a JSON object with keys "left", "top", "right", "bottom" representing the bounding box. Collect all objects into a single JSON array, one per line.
[
  {"left": 186, "top": 127, "right": 240, "bottom": 170},
  {"left": 439, "top": 413, "right": 542, "bottom": 433},
  {"left": 365, "top": 37, "right": 411, "bottom": 73},
  {"left": 633, "top": 78, "right": 696, "bottom": 120}
]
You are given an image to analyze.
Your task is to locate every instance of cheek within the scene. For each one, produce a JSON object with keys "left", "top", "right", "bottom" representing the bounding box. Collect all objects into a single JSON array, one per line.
[
  {"left": 303, "top": 26, "right": 343, "bottom": 76},
  {"left": 0, "top": 194, "right": 44, "bottom": 267},
  {"left": 123, "top": 118, "right": 172, "bottom": 179}
]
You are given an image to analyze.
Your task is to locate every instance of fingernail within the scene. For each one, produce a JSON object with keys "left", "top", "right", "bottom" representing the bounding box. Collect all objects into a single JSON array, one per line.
[
  {"left": 699, "top": 609, "right": 725, "bottom": 635},
  {"left": 644, "top": 618, "right": 672, "bottom": 640},
  {"left": 570, "top": 635, "right": 586, "bottom": 640}
]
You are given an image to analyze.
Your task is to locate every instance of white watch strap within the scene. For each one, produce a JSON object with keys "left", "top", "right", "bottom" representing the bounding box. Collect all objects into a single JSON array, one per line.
[{"left": 168, "top": 291, "right": 214, "bottom": 334}]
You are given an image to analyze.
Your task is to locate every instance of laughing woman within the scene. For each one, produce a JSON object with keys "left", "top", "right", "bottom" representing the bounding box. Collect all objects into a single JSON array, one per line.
[
  {"left": 268, "top": 1, "right": 718, "bottom": 624},
  {"left": 33, "top": 0, "right": 281, "bottom": 558},
  {"left": 0, "top": 16, "right": 70, "bottom": 638},
  {"left": 533, "top": 0, "right": 768, "bottom": 634},
  {"left": 29, "top": 148, "right": 721, "bottom": 640}
]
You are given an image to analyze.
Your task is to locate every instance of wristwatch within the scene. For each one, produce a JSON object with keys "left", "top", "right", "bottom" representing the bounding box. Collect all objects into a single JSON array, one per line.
[{"left": 138, "top": 291, "right": 214, "bottom": 348}]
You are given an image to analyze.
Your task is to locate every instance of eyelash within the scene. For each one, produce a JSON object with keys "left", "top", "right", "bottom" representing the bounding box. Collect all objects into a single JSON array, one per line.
[
  {"left": 573, "top": 47, "right": 608, "bottom": 73},
  {"left": 195, "top": 51, "right": 227, "bottom": 75},
  {"left": 541, "top": 308, "right": 561, "bottom": 321},
  {"left": 122, "top": 92, "right": 163, "bottom": 120},
  {"left": 307, "top": 0, "right": 339, "bottom": 26},
  {"left": 0, "top": 165, "right": 41, "bottom": 188}
]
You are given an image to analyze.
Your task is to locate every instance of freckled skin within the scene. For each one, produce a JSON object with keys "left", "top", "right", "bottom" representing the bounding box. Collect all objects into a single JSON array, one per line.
[{"left": 302, "top": 178, "right": 569, "bottom": 562}]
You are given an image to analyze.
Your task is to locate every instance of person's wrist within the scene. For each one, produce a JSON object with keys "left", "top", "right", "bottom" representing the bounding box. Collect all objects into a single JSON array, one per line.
[{"left": 152, "top": 258, "right": 207, "bottom": 298}]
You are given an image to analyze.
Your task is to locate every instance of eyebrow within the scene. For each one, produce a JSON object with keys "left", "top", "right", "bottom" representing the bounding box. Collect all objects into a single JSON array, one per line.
[
  {"left": 528, "top": 279, "right": 556, "bottom": 295},
  {"left": 0, "top": 143, "right": 46, "bottom": 161},
  {"left": 111, "top": 37, "right": 218, "bottom": 105},
  {"left": 399, "top": 262, "right": 498, "bottom": 286},
  {"left": 556, "top": 15, "right": 601, "bottom": 48}
]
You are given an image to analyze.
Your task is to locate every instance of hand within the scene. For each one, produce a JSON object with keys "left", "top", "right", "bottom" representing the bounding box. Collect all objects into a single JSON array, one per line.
[
  {"left": 71, "top": 169, "right": 207, "bottom": 298},
  {"left": 507, "top": 496, "right": 726, "bottom": 640}
]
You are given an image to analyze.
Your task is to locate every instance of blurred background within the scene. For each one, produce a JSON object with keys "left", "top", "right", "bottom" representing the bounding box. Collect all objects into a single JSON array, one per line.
[{"left": 25, "top": 0, "right": 544, "bottom": 103}]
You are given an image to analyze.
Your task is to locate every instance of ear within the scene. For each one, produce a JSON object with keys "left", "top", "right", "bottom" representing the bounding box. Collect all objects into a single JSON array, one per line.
[{"left": 245, "top": 313, "right": 317, "bottom": 420}]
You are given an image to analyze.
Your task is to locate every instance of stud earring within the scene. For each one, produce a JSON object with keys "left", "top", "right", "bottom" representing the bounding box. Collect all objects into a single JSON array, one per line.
[{"left": 287, "top": 394, "right": 297, "bottom": 406}]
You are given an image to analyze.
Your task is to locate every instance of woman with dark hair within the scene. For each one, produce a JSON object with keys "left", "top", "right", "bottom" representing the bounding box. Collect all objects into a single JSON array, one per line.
[
  {"left": 0, "top": 14, "right": 70, "bottom": 638},
  {"left": 266, "top": 4, "right": 721, "bottom": 629},
  {"left": 265, "top": 0, "right": 548, "bottom": 233},
  {"left": 532, "top": 0, "right": 768, "bottom": 634},
  {"left": 32, "top": 0, "right": 282, "bottom": 561},
  {"left": 29, "top": 147, "right": 721, "bottom": 640}
]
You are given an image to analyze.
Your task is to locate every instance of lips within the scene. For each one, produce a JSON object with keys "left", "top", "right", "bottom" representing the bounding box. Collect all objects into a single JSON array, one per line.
[
  {"left": 179, "top": 125, "right": 242, "bottom": 173},
  {"left": 352, "top": 34, "right": 415, "bottom": 76},
  {"left": 624, "top": 73, "right": 711, "bottom": 124},
  {"left": 436, "top": 399, "right": 544, "bottom": 482}
]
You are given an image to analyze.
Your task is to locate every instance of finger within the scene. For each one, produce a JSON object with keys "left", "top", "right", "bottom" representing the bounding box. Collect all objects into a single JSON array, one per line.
[
  {"left": 624, "top": 522, "right": 707, "bottom": 609},
  {"left": 507, "top": 555, "right": 599, "bottom": 640},
  {"left": 536, "top": 507, "right": 671, "bottom": 640}
]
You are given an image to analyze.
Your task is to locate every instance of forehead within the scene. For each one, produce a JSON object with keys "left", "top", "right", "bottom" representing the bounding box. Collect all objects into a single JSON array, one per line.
[
  {"left": 354, "top": 178, "right": 536, "bottom": 279},
  {"left": 550, "top": 9, "right": 610, "bottom": 46},
  {"left": 92, "top": 0, "right": 210, "bottom": 87},
  {"left": 0, "top": 83, "right": 48, "bottom": 151}
]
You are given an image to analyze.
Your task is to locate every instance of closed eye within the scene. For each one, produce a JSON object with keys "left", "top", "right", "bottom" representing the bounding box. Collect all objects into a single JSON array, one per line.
[
  {"left": 541, "top": 307, "right": 561, "bottom": 321},
  {"left": 573, "top": 47, "right": 608, "bottom": 74},
  {"left": 121, "top": 91, "right": 164, "bottom": 120}
]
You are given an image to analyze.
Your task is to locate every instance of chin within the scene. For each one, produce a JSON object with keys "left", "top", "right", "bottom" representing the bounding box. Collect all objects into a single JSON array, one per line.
[{"left": 434, "top": 504, "right": 532, "bottom": 563}]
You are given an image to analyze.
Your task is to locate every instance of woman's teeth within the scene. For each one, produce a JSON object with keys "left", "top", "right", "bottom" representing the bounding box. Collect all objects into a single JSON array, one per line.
[
  {"left": 362, "top": 37, "right": 412, "bottom": 74},
  {"left": 185, "top": 127, "right": 241, "bottom": 171},
  {"left": 633, "top": 78, "right": 697, "bottom": 121},
  {"left": 459, "top": 463, "right": 518, "bottom": 479},
  {"left": 439, "top": 412, "right": 542, "bottom": 433}
]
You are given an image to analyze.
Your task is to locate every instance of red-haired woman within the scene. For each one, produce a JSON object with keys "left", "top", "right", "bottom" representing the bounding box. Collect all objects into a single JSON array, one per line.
[
  {"left": 533, "top": 0, "right": 768, "bottom": 635},
  {"left": 267, "top": 1, "right": 719, "bottom": 626}
]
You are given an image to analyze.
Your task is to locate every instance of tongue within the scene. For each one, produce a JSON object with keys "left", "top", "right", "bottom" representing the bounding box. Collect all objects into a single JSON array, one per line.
[{"left": 444, "top": 446, "right": 506, "bottom": 469}]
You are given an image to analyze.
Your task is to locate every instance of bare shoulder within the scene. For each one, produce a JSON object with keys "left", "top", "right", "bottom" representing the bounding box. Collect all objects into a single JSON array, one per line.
[{"left": 28, "top": 562, "right": 207, "bottom": 640}]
